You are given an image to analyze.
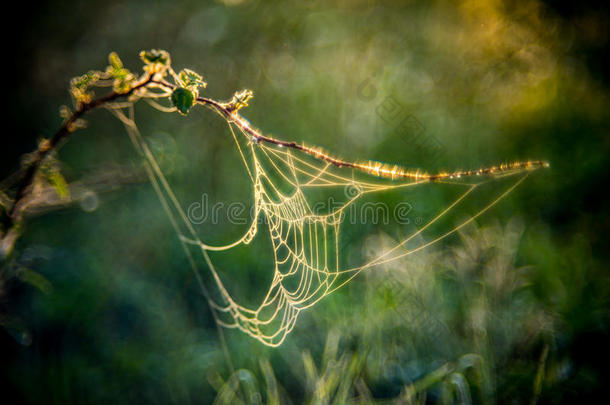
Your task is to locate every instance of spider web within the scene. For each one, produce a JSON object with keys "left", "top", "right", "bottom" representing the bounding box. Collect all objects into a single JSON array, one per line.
[{"left": 108, "top": 100, "right": 532, "bottom": 347}]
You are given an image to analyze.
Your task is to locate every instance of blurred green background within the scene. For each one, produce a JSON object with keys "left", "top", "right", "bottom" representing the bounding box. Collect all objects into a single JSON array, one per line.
[{"left": 1, "top": 0, "right": 609, "bottom": 403}]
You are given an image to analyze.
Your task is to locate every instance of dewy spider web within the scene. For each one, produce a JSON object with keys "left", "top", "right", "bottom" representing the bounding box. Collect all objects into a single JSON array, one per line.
[{"left": 108, "top": 91, "right": 542, "bottom": 347}]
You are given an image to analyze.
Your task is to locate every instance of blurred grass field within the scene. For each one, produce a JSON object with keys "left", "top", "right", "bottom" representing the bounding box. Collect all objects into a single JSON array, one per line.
[{"left": 1, "top": 0, "right": 609, "bottom": 403}]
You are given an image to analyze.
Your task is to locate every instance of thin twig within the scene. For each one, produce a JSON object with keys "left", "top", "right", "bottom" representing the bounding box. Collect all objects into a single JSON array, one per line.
[
  {"left": 154, "top": 80, "right": 549, "bottom": 182},
  {"left": 1, "top": 74, "right": 154, "bottom": 234}
]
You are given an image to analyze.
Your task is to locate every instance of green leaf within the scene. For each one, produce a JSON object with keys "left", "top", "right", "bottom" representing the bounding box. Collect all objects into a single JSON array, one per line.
[
  {"left": 71, "top": 71, "right": 100, "bottom": 91},
  {"left": 39, "top": 158, "right": 70, "bottom": 200},
  {"left": 105, "top": 52, "right": 134, "bottom": 93},
  {"left": 228, "top": 89, "right": 254, "bottom": 112},
  {"left": 139, "top": 49, "right": 170, "bottom": 66},
  {"left": 17, "top": 268, "right": 53, "bottom": 294},
  {"left": 171, "top": 87, "right": 195, "bottom": 115},
  {"left": 108, "top": 52, "right": 123, "bottom": 70},
  {"left": 48, "top": 169, "right": 69, "bottom": 200},
  {"left": 70, "top": 71, "right": 101, "bottom": 103},
  {"left": 179, "top": 69, "right": 206, "bottom": 90}
]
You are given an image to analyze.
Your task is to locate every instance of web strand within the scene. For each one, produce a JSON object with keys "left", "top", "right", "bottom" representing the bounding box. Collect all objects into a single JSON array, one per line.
[{"left": 110, "top": 89, "right": 546, "bottom": 347}]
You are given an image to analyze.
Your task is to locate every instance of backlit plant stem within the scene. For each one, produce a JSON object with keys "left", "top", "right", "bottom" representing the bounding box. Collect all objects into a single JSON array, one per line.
[{"left": 0, "top": 73, "right": 154, "bottom": 251}]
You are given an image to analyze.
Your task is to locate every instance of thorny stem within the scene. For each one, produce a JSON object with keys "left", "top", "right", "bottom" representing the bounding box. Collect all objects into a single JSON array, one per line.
[{"left": 153, "top": 80, "right": 549, "bottom": 182}]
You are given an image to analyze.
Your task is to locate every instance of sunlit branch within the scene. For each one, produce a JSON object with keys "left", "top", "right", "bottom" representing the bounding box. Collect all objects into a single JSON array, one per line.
[{"left": 153, "top": 80, "right": 549, "bottom": 182}]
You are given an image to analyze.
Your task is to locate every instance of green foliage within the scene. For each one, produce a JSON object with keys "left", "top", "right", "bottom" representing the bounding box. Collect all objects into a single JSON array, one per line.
[
  {"left": 69, "top": 71, "right": 100, "bottom": 104},
  {"left": 139, "top": 49, "right": 171, "bottom": 77},
  {"left": 46, "top": 170, "right": 69, "bottom": 200},
  {"left": 226, "top": 89, "right": 254, "bottom": 112},
  {"left": 172, "top": 68, "right": 206, "bottom": 115},
  {"left": 39, "top": 156, "right": 69, "bottom": 200},
  {"left": 171, "top": 87, "right": 195, "bottom": 115},
  {"left": 106, "top": 52, "right": 134, "bottom": 93},
  {"left": 178, "top": 68, "right": 206, "bottom": 91},
  {"left": 68, "top": 49, "right": 210, "bottom": 117},
  {"left": 70, "top": 71, "right": 100, "bottom": 93},
  {"left": 139, "top": 49, "right": 170, "bottom": 66},
  {"left": 17, "top": 267, "right": 53, "bottom": 294}
]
